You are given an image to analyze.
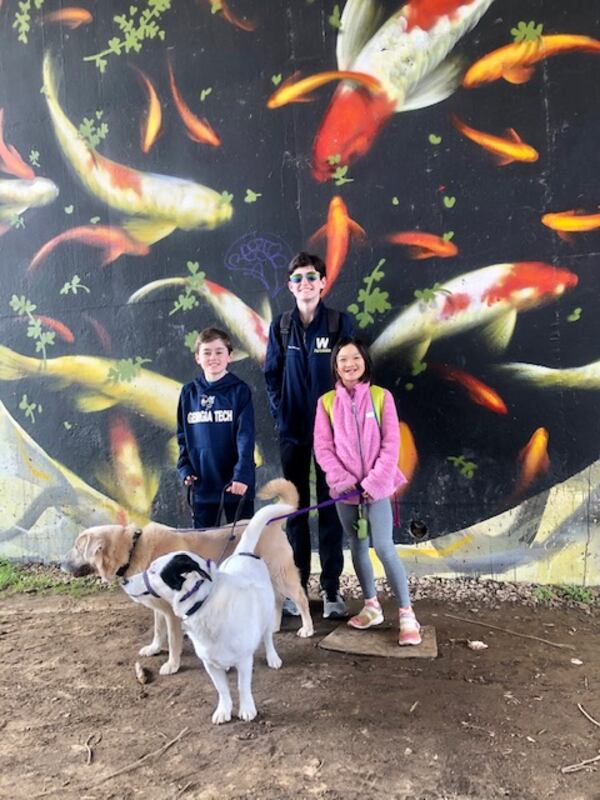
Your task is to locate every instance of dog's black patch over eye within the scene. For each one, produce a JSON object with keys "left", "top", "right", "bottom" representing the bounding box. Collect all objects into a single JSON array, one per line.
[{"left": 160, "top": 554, "right": 211, "bottom": 590}]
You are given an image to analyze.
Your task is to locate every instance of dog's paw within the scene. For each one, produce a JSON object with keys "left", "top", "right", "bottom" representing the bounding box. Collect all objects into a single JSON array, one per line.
[
  {"left": 238, "top": 702, "right": 257, "bottom": 721},
  {"left": 159, "top": 660, "right": 180, "bottom": 676},
  {"left": 297, "top": 625, "right": 314, "bottom": 639},
  {"left": 139, "top": 644, "right": 163, "bottom": 657},
  {"left": 212, "top": 706, "right": 232, "bottom": 725},
  {"left": 267, "top": 653, "right": 282, "bottom": 669}
]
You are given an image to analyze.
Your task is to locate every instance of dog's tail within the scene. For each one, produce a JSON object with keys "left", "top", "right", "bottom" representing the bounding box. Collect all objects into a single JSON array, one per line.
[
  {"left": 257, "top": 478, "right": 299, "bottom": 510},
  {"left": 235, "top": 502, "right": 295, "bottom": 556}
]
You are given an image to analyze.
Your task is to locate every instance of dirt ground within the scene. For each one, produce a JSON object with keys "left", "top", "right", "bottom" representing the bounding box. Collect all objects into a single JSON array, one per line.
[{"left": 0, "top": 591, "right": 599, "bottom": 800}]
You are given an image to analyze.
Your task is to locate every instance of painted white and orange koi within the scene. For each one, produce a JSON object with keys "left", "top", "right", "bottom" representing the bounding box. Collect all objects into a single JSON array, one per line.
[
  {"left": 167, "top": 60, "right": 221, "bottom": 147},
  {"left": 28, "top": 225, "right": 150, "bottom": 272},
  {"left": 42, "top": 52, "right": 232, "bottom": 246},
  {"left": 128, "top": 276, "right": 269, "bottom": 365},
  {"left": 309, "top": 196, "right": 366, "bottom": 296},
  {"left": 312, "top": 0, "right": 495, "bottom": 180},
  {"left": 500, "top": 358, "right": 600, "bottom": 390},
  {"left": 42, "top": 7, "right": 93, "bottom": 28},
  {"left": 464, "top": 34, "right": 600, "bottom": 88},
  {"left": 131, "top": 66, "right": 162, "bottom": 154},
  {"left": 268, "top": 70, "right": 382, "bottom": 108},
  {"left": 386, "top": 230, "right": 458, "bottom": 259},
  {"left": 542, "top": 210, "right": 600, "bottom": 237},
  {"left": 0, "top": 177, "right": 58, "bottom": 227},
  {"left": 0, "top": 345, "right": 181, "bottom": 432},
  {"left": 514, "top": 427, "right": 550, "bottom": 497},
  {"left": 394, "top": 421, "right": 418, "bottom": 498},
  {"left": 95, "top": 411, "right": 160, "bottom": 516},
  {"left": 451, "top": 114, "right": 538, "bottom": 166},
  {"left": 370, "top": 261, "right": 578, "bottom": 363}
]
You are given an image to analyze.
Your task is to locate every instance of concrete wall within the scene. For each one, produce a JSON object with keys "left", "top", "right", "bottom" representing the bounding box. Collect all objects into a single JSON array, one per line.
[{"left": 1, "top": 0, "right": 599, "bottom": 583}]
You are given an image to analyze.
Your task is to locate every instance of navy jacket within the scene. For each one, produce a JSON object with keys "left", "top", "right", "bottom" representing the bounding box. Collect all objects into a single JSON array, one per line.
[
  {"left": 176, "top": 371, "right": 255, "bottom": 502},
  {"left": 264, "top": 302, "right": 354, "bottom": 445}
]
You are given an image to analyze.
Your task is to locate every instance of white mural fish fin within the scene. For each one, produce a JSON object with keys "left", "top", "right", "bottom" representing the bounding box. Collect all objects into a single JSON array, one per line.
[
  {"left": 337, "top": 0, "right": 387, "bottom": 71},
  {"left": 406, "top": 338, "right": 431, "bottom": 364},
  {"left": 478, "top": 308, "right": 517, "bottom": 352},
  {"left": 123, "top": 217, "right": 177, "bottom": 245},
  {"left": 259, "top": 295, "right": 273, "bottom": 324},
  {"left": 231, "top": 349, "right": 249, "bottom": 362},
  {"left": 75, "top": 392, "right": 119, "bottom": 413},
  {"left": 400, "top": 55, "right": 466, "bottom": 112}
]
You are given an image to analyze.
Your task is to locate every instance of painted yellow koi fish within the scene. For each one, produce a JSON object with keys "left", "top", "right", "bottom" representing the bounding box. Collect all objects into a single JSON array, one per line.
[
  {"left": 42, "top": 52, "right": 232, "bottom": 245},
  {"left": 0, "top": 177, "right": 58, "bottom": 225}
]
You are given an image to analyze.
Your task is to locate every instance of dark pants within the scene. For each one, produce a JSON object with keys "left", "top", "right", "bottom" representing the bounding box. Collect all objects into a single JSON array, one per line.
[
  {"left": 192, "top": 495, "right": 254, "bottom": 529},
  {"left": 279, "top": 439, "right": 344, "bottom": 597}
]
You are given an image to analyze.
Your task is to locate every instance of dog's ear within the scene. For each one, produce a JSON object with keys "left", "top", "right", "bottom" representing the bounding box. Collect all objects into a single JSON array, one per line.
[{"left": 160, "top": 553, "right": 209, "bottom": 591}]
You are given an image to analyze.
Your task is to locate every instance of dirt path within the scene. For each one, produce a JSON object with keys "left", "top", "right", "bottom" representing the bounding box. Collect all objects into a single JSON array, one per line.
[{"left": 0, "top": 593, "right": 598, "bottom": 800}]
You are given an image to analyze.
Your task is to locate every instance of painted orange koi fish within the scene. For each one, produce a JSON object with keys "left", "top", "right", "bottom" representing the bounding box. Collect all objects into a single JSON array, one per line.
[
  {"left": 0, "top": 108, "right": 35, "bottom": 179},
  {"left": 451, "top": 114, "right": 538, "bottom": 166},
  {"left": 395, "top": 421, "right": 418, "bottom": 498},
  {"left": 542, "top": 210, "right": 600, "bottom": 237},
  {"left": 463, "top": 34, "right": 600, "bottom": 88},
  {"left": 131, "top": 66, "right": 162, "bottom": 154},
  {"left": 386, "top": 231, "right": 458, "bottom": 259},
  {"left": 515, "top": 427, "right": 550, "bottom": 496},
  {"left": 432, "top": 364, "right": 507, "bottom": 414},
  {"left": 268, "top": 71, "right": 382, "bottom": 109},
  {"left": 309, "top": 196, "right": 366, "bottom": 296},
  {"left": 312, "top": 0, "right": 494, "bottom": 180},
  {"left": 167, "top": 60, "right": 221, "bottom": 146},
  {"left": 42, "top": 7, "right": 93, "bottom": 28},
  {"left": 28, "top": 226, "right": 150, "bottom": 272},
  {"left": 203, "top": 0, "right": 256, "bottom": 31}
]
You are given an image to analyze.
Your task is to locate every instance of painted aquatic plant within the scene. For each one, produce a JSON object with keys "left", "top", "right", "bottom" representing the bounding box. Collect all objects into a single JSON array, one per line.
[
  {"left": 13, "top": 0, "right": 45, "bottom": 44},
  {"left": 84, "top": 0, "right": 172, "bottom": 73},
  {"left": 347, "top": 258, "right": 391, "bottom": 329},
  {"left": 9, "top": 294, "right": 55, "bottom": 363}
]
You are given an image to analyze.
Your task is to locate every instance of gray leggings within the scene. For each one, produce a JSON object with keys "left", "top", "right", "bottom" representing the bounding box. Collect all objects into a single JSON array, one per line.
[{"left": 336, "top": 499, "right": 411, "bottom": 608}]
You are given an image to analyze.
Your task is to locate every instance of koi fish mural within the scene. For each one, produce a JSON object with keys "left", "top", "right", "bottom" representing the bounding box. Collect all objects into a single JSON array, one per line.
[
  {"left": 1, "top": 0, "right": 600, "bottom": 587},
  {"left": 42, "top": 52, "right": 232, "bottom": 245},
  {"left": 309, "top": 196, "right": 366, "bottom": 295},
  {"left": 312, "top": 0, "right": 495, "bottom": 180},
  {"left": 385, "top": 231, "right": 458, "bottom": 259},
  {"left": 463, "top": 35, "right": 600, "bottom": 88},
  {"left": 370, "top": 262, "right": 578, "bottom": 363}
]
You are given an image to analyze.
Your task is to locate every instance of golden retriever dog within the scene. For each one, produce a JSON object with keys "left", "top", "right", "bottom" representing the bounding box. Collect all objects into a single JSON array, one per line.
[{"left": 61, "top": 479, "right": 313, "bottom": 674}]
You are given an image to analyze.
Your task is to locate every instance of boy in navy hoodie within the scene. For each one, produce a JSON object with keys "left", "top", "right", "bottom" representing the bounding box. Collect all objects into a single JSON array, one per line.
[{"left": 177, "top": 327, "right": 255, "bottom": 527}]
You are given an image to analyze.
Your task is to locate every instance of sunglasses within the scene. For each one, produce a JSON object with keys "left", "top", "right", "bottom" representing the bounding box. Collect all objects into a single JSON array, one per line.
[{"left": 289, "top": 272, "right": 321, "bottom": 284}]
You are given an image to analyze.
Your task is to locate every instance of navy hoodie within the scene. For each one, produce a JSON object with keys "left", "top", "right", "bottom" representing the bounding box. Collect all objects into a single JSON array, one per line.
[
  {"left": 264, "top": 302, "right": 354, "bottom": 445},
  {"left": 176, "top": 371, "right": 255, "bottom": 502}
]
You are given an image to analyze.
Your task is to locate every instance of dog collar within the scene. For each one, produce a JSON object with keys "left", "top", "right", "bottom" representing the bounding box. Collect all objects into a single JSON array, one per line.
[
  {"left": 116, "top": 529, "right": 143, "bottom": 578},
  {"left": 185, "top": 598, "right": 205, "bottom": 617},
  {"left": 237, "top": 552, "right": 260, "bottom": 560},
  {"left": 180, "top": 577, "right": 205, "bottom": 603},
  {"left": 142, "top": 570, "right": 161, "bottom": 598}
]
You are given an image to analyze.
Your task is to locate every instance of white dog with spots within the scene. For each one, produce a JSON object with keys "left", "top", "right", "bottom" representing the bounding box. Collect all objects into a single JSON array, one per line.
[{"left": 122, "top": 500, "right": 294, "bottom": 724}]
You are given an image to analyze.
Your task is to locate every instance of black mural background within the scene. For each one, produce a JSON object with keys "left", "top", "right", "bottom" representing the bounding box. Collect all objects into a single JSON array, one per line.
[{"left": 1, "top": 0, "right": 600, "bottom": 545}]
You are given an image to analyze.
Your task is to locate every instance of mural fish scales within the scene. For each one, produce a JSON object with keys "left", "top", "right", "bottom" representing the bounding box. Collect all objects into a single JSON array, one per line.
[
  {"left": 42, "top": 53, "right": 232, "bottom": 245},
  {"left": 370, "top": 262, "right": 578, "bottom": 362},
  {"left": 313, "top": 0, "right": 495, "bottom": 178}
]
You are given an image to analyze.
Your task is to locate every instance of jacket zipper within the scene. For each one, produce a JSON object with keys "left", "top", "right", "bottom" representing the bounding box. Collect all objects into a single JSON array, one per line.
[{"left": 351, "top": 396, "right": 367, "bottom": 485}]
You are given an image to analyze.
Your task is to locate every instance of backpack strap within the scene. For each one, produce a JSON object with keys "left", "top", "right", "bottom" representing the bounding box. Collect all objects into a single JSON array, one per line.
[
  {"left": 279, "top": 310, "right": 293, "bottom": 354},
  {"left": 321, "top": 390, "right": 336, "bottom": 425},
  {"left": 369, "top": 386, "right": 386, "bottom": 427},
  {"left": 326, "top": 308, "right": 340, "bottom": 337}
]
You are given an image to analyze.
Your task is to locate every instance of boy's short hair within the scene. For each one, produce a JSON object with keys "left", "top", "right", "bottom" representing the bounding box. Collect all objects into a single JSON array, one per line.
[
  {"left": 195, "top": 327, "right": 233, "bottom": 354},
  {"left": 288, "top": 251, "right": 326, "bottom": 279},
  {"left": 330, "top": 337, "right": 372, "bottom": 385}
]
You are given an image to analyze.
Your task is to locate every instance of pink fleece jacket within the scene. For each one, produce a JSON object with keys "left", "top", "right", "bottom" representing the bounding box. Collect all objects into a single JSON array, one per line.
[{"left": 314, "top": 381, "right": 407, "bottom": 503}]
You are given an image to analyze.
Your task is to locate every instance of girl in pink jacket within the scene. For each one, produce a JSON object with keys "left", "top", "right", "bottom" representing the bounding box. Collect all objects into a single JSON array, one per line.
[{"left": 314, "top": 337, "right": 421, "bottom": 645}]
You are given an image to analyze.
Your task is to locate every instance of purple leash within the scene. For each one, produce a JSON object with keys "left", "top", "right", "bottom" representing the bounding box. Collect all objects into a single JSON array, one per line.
[{"left": 268, "top": 488, "right": 362, "bottom": 524}]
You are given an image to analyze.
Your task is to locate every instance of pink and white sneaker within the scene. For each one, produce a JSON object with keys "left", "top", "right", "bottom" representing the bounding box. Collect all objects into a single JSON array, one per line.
[{"left": 398, "top": 608, "right": 422, "bottom": 646}]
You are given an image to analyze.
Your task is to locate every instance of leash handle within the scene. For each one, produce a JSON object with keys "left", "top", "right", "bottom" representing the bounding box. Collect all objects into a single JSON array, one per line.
[{"left": 215, "top": 482, "right": 247, "bottom": 529}]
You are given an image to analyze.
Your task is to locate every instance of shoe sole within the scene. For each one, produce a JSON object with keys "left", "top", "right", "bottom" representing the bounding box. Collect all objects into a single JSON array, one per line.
[{"left": 348, "top": 618, "right": 384, "bottom": 630}]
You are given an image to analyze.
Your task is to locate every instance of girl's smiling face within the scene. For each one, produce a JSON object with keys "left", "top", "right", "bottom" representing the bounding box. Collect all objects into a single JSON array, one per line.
[{"left": 336, "top": 344, "right": 366, "bottom": 389}]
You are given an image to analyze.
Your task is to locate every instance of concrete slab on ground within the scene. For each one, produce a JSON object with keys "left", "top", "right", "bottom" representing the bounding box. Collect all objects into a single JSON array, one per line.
[{"left": 319, "top": 623, "right": 437, "bottom": 658}]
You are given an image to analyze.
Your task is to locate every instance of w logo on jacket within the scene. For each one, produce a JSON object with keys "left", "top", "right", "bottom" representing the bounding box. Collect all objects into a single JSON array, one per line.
[{"left": 314, "top": 337, "right": 330, "bottom": 352}]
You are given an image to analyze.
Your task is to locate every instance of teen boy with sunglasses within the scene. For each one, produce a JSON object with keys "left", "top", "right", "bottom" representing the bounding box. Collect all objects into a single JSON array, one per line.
[{"left": 264, "top": 252, "right": 354, "bottom": 618}]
